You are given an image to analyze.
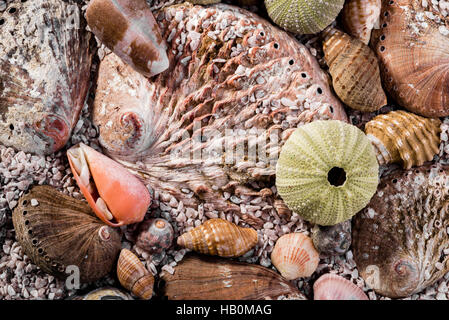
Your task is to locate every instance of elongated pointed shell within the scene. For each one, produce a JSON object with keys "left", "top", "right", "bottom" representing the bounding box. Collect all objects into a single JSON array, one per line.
[
  {"left": 313, "top": 274, "right": 368, "bottom": 300},
  {"left": 161, "top": 254, "right": 307, "bottom": 300},
  {"left": 177, "top": 218, "right": 258, "bottom": 257},
  {"left": 67, "top": 143, "right": 151, "bottom": 227},
  {"left": 323, "top": 28, "right": 387, "bottom": 112},
  {"left": 271, "top": 233, "right": 319, "bottom": 280},
  {"left": 276, "top": 120, "right": 379, "bottom": 226},
  {"left": 0, "top": 0, "right": 93, "bottom": 154},
  {"left": 265, "top": 0, "right": 345, "bottom": 34},
  {"left": 365, "top": 110, "right": 441, "bottom": 169},
  {"left": 353, "top": 164, "right": 449, "bottom": 298},
  {"left": 12, "top": 185, "right": 121, "bottom": 283},
  {"left": 117, "top": 249, "right": 154, "bottom": 300},
  {"left": 342, "top": 0, "right": 381, "bottom": 44}
]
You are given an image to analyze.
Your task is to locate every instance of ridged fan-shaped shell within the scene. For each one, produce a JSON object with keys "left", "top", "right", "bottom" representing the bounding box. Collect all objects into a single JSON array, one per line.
[
  {"left": 177, "top": 218, "right": 258, "bottom": 257},
  {"left": 365, "top": 110, "right": 441, "bottom": 169},
  {"left": 342, "top": 0, "right": 381, "bottom": 44},
  {"left": 313, "top": 273, "right": 369, "bottom": 300},
  {"left": 353, "top": 164, "right": 449, "bottom": 298},
  {"left": 276, "top": 120, "right": 379, "bottom": 226}
]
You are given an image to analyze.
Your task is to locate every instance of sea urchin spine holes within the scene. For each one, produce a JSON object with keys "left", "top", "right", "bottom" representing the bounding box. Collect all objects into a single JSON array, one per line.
[{"left": 328, "top": 167, "right": 346, "bottom": 187}]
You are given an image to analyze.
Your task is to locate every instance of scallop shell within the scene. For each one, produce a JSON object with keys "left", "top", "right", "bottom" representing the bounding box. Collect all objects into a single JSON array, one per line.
[
  {"left": 364, "top": 110, "right": 441, "bottom": 169},
  {"left": 161, "top": 254, "right": 307, "bottom": 300},
  {"left": 353, "top": 164, "right": 449, "bottom": 298},
  {"left": 323, "top": 28, "right": 387, "bottom": 112},
  {"left": 342, "top": 0, "right": 381, "bottom": 44},
  {"left": 276, "top": 120, "right": 379, "bottom": 226},
  {"left": 372, "top": 0, "right": 449, "bottom": 117},
  {"left": 92, "top": 3, "right": 347, "bottom": 229},
  {"left": 264, "top": 0, "right": 345, "bottom": 34},
  {"left": 12, "top": 185, "right": 121, "bottom": 283},
  {"left": 82, "top": 287, "right": 133, "bottom": 300},
  {"left": 177, "top": 218, "right": 258, "bottom": 257},
  {"left": 117, "top": 248, "right": 154, "bottom": 300},
  {"left": 271, "top": 233, "right": 320, "bottom": 280},
  {"left": 311, "top": 220, "right": 352, "bottom": 256},
  {"left": 0, "top": 0, "right": 93, "bottom": 154},
  {"left": 135, "top": 218, "right": 174, "bottom": 253},
  {"left": 313, "top": 274, "right": 369, "bottom": 300}
]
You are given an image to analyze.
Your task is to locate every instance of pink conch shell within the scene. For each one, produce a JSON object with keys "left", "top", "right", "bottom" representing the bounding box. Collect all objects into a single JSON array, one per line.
[
  {"left": 342, "top": 0, "right": 381, "bottom": 44},
  {"left": 0, "top": 0, "right": 93, "bottom": 154},
  {"left": 86, "top": 0, "right": 169, "bottom": 77},
  {"left": 313, "top": 274, "right": 369, "bottom": 300},
  {"left": 67, "top": 143, "right": 151, "bottom": 227}
]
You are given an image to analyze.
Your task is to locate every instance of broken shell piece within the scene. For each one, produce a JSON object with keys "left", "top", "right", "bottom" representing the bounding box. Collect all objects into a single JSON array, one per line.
[{"left": 67, "top": 143, "right": 151, "bottom": 227}]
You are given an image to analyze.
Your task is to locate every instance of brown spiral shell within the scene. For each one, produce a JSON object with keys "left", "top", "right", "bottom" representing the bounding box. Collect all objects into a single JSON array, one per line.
[{"left": 342, "top": 0, "right": 381, "bottom": 44}]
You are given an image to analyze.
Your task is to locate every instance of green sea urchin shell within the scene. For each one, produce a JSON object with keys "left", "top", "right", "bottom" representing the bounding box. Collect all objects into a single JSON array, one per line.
[
  {"left": 275, "top": 120, "right": 379, "bottom": 226},
  {"left": 265, "top": 0, "right": 345, "bottom": 34}
]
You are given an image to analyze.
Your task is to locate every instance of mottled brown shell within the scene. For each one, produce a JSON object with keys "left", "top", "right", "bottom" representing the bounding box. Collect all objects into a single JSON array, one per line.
[
  {"left": 353, "top": 164, "right": 449, "bottom": 298},
  {"left": 12, "top": 185, "right": 121, "bottom": 283}
]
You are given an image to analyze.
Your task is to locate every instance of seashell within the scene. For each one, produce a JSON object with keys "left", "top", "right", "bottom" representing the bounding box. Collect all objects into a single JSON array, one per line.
[
  {"left": 323, "top": 28, "right": 387, "bottom": 112},
  {"left": 372, "top": 0, "right": 449, "bottom": 117},
  {"left": 264, "top": 0, "right": 345, "bottom": 34},
  {"left": 342, "top": 0, "right": 381, "bottom": 44},
  {"left": 353, "top": 164, "right": 449, "bottom": 298},
  {"left": 364, "top": 110, "right": 441, "bottom": 169},
  {"left": 186, "top": 0, "right": 221, "bottom": 4},
  {"left": 67, "top": 143, "right": 151, "bottom": 227},
  {"left": 135, "top": 218, "right": 174, "bottom": 254},
  {"left": 177, "top": 218, "right": 258, "bottom": 257},
  {"left": 271, "top": 233, "right": 320, "bottom": 280},
  {"left": 161, "top": 254, "right": 307, "bottom": 300},
  {"left": 0, "top": 0, "right": 93, "bottom": 155},
  {"left": 276, "top": 120, "right": 379, "bottom": 226},
  {"left": 311, "top": 220, "right": 351, "bottom": 257},
  {"left": 82, "top": 287, "right": 134, "bottom": 300},
  {"left": 12, "top": 185, "right": 121, "bottom": 283},
  {"left": 117, "top": 248, "right": 154, "bottom": 300},
  {"left": 86, "top": 0, "right": 168, "bottom": 78},
  {"left": 313, "top": 274, "right": 369, "bottom": 300},
  {"left": 92, "top": 3, "right": 348, "bottom": 229}
]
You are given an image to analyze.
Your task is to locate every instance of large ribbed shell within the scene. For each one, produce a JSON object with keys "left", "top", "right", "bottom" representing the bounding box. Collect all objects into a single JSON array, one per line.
[
  {"left": 0, "top": 0, "right": 93, "bottom": 154},
  {"left": 313, "top": 273, "right": 369, "bottom": 300},
  {"left": 276, "top": 120, "right": 379, "bottom": 226},
  {"left": 342, "top": 0, "right": 381, "bottom": 44},
  {"left": 353, "top": 164, "right": 449, "bottom": 298},
  {"left": 372, "top": 0, "right": 449, "bottom": 117},
  {"left": 92, "top": 3, "right": 347, "bottom": 228},
  {"left": 323, "top": 28, "right": 387, "bottom": 112},
  {"left": 271, "top": 233, "right": 319, "bottom": 280},
  {"left": 264, "top": 0, "right": 345, "bottom": 34},
  {"left": 12, "top": 185, "right": 121, "bottom": 283},
  {"left": 177, "top": 218, "right": 258, "bottom": 257},
  {"left": 364, "top": 110, "right": 441, "bottom": 169}
]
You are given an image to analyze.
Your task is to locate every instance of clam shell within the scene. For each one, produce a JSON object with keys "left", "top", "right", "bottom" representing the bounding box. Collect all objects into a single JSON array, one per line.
[
  {"left": 275, "top": 120, "right": 379, "bottom": 226},
  {"left": 82, "top": 287, "right": 133, "bottom": 300},
  {"left": 160, "top": 254, "right": 307, "bottom": 300},
  {"left": 372, "top": 0, "right": 449, "bottom": 117},
  {"left": 12, "top": 185, "right": 121, "bottom": 283},
  {"left": 177, "top": 218, "right": 258, "bottom": 257},
  {"left": 313, "top": 274, "right": 368, "bottom": 300},
  {"left": 342, "top": 0, "right": 381, "bottom": 44},
  {"left": 0, "top": 0, "right": 93, "bottom": 154},
  {"left": 364, "top": 110, "right": 441, "bottom": 169},
  {"left": 353, "top": 164, "right": 449, "bottom": 298},
  {"left": 271, "top": 233, "right": 320, "bottom": 280},
  {"left": 135, "top": 218, "right": 174, "bottom": 254},
  {"left": 311, "top": 221, "right": 352, "bottom": 257},
  {"left": 323, "top": 28, "right": 387, "bottom": 112}
]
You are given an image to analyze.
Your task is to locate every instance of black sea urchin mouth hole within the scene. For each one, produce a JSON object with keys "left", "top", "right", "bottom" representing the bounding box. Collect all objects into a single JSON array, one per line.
[{"left": 327, "top": 167, "right": 346, "bottom": 187}]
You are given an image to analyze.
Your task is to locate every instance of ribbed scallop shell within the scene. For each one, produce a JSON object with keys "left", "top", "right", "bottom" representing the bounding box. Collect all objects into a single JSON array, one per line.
[
  {"left": 271, "top": 233, "right": 319, "bottom": 280},
  {"left": 372, "top": 0, "right": 449, "bottom": 117},
  {"left": 177, "top": 218, "right": 258, "bottom": 257},
  {"left": 353, "top": 164, "right": 449, "bottom": 298},
  {"left": 0, "top": 0, "right": 93, "bottom": 154},
  {"left": 365, "top": 110, "right": 441, "bottom": 169},
  {"left": 12, "top": 185, "right": 121, "bottom": 283},
  {"left": 276, "top": 120, "right": 379, "bottom": 226},
  {"left": 313, "top": 274, "right": 369, "bottom": 300},
  {"left": 117, "top": 249, "right": 154, "bottom": 300},
  {"left": 323, "top": 28, "right": 387, "bottom": 112},
  {"left": 342, "top": 0, "right": 381, "bottom": 44},
  {"left": 264, "top": 0, "right": 345, "bottom": 34}
]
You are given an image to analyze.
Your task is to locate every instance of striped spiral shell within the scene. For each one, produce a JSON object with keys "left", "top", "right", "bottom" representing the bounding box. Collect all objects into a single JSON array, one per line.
[
  {"left": 342, "top": 0, "right": 381, "bottom": 44},
  {"left": 364, "top": 110, "right": 441, "bottom": 169},
  {"left": 176, "top": 218, "right": 258, "bottom": 257}
]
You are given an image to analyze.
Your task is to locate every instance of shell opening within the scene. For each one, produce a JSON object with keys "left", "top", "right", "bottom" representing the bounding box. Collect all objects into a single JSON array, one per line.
[{"left": 327, "top": 167, "right": 346, "bottom": 187}]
